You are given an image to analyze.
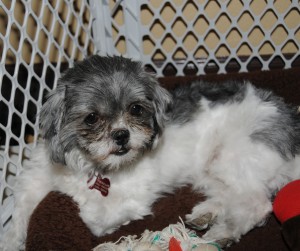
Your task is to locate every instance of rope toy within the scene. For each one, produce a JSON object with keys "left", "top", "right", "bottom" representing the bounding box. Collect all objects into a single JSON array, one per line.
[{"left": 93, "top": 218, "right": 220, "bottom": 251}]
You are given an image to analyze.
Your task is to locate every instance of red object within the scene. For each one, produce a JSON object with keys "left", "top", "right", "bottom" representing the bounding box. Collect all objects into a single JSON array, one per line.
[
  {"left": 273, "top": 180, "right": 300, "bottom": 223},
  {"left": 169, "top": 237, "right": 182, "bottom": 251}
]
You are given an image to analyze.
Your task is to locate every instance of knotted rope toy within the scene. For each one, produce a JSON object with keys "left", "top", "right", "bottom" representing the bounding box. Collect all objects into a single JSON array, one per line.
[{"left": 93, "top": 219, "right": 220, "bottom": 251}]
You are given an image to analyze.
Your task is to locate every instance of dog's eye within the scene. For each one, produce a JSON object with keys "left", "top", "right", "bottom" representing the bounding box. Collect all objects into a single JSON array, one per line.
[
  {"left": 84, "top": 113, "right": 99, "bottom": 125},
  {"left": 130, "top": 104, "right": 144, "bottom": 116}
]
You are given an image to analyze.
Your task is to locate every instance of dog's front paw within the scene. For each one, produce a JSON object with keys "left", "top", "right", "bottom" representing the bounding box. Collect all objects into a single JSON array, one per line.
[
  {"left": 185, "top": 199, "right": 220, "bottom": 230},
  {"left": 214, "top": 238, "right": 234, "bottom": 249},
  {"left": 202, "top": 224, "right": 236, "bottom": 249},
  {"left": 185, "top": 212, "right": 216, "bottom": 230},
  {"left": 186, "top": 213, "right": 235, "bottom": 248}
]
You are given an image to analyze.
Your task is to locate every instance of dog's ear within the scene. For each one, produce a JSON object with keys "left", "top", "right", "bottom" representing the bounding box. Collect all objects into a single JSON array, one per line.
[
  {"left": 39, "top": 84, "right": 66, "bottom": 164},
  {"left": 142, "top": 71, "right": 172, "bottom": 133},
  {"left": 152, "top": 82, "right": 172, "bottom": 131}
]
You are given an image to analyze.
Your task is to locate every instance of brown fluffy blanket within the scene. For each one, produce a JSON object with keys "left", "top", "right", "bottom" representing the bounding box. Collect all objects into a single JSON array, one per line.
[{"left": 26, "top": 67, "right": 300, "bottom": 251}]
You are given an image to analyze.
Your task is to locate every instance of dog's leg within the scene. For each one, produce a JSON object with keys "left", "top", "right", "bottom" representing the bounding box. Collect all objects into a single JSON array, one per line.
[
  {"left": 186, "top": 140, "right": 283, "bottom": 248},
  {"left": 78, "top": 194, "right": 152, "bottom": 237},
  {"left": 187, "top": 188, "right": 272, "bottom": 248},
  {"left": 205, "top": 191, "right": 272, "bottom": 247}
]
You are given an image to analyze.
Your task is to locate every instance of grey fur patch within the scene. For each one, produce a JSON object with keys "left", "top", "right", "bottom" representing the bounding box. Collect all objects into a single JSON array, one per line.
[
  {"left": 168, "top": 81, "right": 247, "bottom": 124},
  {"left": 192, "top": 80, "right": 247, "bottom": 106},
  {"left": 251, "top": 88, "right": 300, "bottom": 159}
]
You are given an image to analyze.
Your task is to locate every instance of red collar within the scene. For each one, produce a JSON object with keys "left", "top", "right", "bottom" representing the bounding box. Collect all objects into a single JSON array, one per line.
[{"left": 87, "top": 172, "right": 110, "bottom": 196}]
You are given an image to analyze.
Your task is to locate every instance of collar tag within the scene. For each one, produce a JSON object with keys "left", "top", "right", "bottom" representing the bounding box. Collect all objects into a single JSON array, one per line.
[{"left": 87, "top": 172, "right": 110, "bottom": 197}]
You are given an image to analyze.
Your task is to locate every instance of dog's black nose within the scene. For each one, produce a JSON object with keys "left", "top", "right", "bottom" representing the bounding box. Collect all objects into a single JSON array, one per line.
[{"left": 111, "top": 129, "right": 130, "bottom": 145}]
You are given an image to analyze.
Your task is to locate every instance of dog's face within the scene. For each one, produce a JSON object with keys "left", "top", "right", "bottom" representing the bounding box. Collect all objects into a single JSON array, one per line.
[{"left": 40, "top": 56, "right": 171, "bottom": 172}]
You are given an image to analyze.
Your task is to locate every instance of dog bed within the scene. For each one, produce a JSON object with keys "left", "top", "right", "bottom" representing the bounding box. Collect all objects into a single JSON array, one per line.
[{"left": 25, "top": 67, "right": 300, "bottom": 251}]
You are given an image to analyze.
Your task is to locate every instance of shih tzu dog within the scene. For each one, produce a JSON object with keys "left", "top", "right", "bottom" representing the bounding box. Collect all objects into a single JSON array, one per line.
[{"left": 1, "top": 55, "right": 300, "bottom": 250}]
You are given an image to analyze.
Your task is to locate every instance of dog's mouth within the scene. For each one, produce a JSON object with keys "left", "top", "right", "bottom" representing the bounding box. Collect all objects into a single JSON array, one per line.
[{"left": 112, "top": 147, "right": 130, "bottom": 156}]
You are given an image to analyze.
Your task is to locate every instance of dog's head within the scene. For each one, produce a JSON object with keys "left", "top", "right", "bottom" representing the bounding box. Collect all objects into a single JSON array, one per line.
[{"left": 40, "top": 56, "right": 171, "bottom": 172}]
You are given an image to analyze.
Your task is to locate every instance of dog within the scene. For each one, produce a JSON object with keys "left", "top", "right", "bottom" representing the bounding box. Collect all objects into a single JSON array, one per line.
[{"left": 1, "top": 55, "right": 300, "bottom": 250}]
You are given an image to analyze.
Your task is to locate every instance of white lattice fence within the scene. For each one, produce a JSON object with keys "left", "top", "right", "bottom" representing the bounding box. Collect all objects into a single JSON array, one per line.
[
  {"left": 0, "top": 0, "right": 99, "bottom": 234},
  {"left": 104, "top": 0, "right": 300, "bottom": 76}
]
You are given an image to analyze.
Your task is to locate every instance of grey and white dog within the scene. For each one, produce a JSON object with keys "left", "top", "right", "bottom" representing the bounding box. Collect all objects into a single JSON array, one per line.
[{"left": 1, "top": 55, "right": 300, "bottom": 250}]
